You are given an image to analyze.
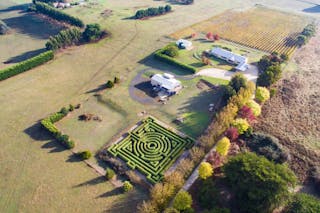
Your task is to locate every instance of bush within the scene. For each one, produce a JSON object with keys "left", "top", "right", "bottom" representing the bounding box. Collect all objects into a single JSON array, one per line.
[
  {"left": 34, "top": 2, "right": 84, "bottom": 27},
  {"left": 198, "top": 162, "right": 213, "bottom": 180},
  {"left": 246, "top": 132, "right": 290, "bottom": 163},
  {"left": 82, "top": 23, "right": 103, "bottom": 42},
  {"left": 173, "top": 191, "right": 193, "bottom": 211},
  {"left": 229, "top": 73, "right": 247, "bottom": 93},
  {"left": 106, "top": 80, "right": 114, "bottom": 88},
  {"left": 223, "top": 152, "right": 297, "bottom": 213},
  {"left": 232, "top": 118, "right": 250, "bottom": 134},
  {"left": 238, "top": 105, "right": 256, "bottom": 123},
  {"left": 246, "top": 100, "right": 261, "bottom": 117},
  {"left": 285, "top": 193, "right": 320, "bottom": 213},
  {"left": 79, "top": 150, "right": 92, "bottom": 160},
  {"left": 221, "top": 85, "right": 236, "bottom": 103},
  {"left": 0, "top": 51, "right": 54, "bottom": 81},
  {"left": 46, "top": 28, "right": 82, "bottom": 51},
  {"left": 257, "top": 65, "right": 282, "bottom": 87},
  {"left": 65, "top": 140, "right": 75, "bottom": 149},
  {"left": 198, "top": 179, "right": 220, "bottom": 209},
  {"left": 135, "top": 5, "right": 172, "bottom": 19},
  {"left": 216, "top": 137, "right": 231, "bottom": 156},
  {"left": 154, "top": 48, "right": 196, "bottom": 74},
  {"left": 163, "top": 44, "right": 179, "bottom": 58},
  {"left": 105, "top": 168, "right": 115, "bottom": 180},
  {"left": 60, "top": 107, "right": 69, "bottom": 115},
  {"left": 255, "top": 86, "right": 270, "bottom": 103},
  {"left": 114, "top": 77, "right": 120, "bottom": 84},
  {"left": 225, "top": 127, "right": 239, "bottom": 141},
  {"left": 123, "top": 181, "right": 133, "bottom": 192},
  {"left": 69, "top": 104, "right": 74, "bottom": 111}
]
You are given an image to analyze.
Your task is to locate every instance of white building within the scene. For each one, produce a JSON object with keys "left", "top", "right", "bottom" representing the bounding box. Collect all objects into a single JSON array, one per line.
[
  {"left": 210, "top": 47, "right": 248, "bottom": 71},
  {"left": 151, "top": 73, "right": 182, "bottom": 94},
  {"left": 176, "top": 39, "right": 193, "bottom": 49}
]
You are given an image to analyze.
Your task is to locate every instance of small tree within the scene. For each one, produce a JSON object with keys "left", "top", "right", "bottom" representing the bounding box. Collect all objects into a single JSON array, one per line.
[
  {"left": 105, "top": 168, "right": 115, "bottom": 180},
  {"left": 60, "top": 107, "right": 69, "bottom": 115},
  {"left": 255, "top": 86, "right": 270, "bottom": 103},
  {"left": 198, "top": 162, "right": 213, "bottom": 180},
  {"left": 206, "top": 32, "right": 214, "bottom": 41},
  {"left": 173, "top": 191, "right": 193, "bottom": 211},
  {"left": 164, "top": 5, "right": 172, "bottom": 12},
  {"left": 82, "top": 23, "right": 102, "bottom": 42},
  {"left": 114, "top": 76, "right": 120, "bottom": 84},
  {"left": 225, "top": 127, "right": 239, "bottom": 141},
  {"left": 232, "top": 118, "right": 250, "bottom": 134},
  {"left": 216, "top": 137, "right": 231, "bottom": 156},
  {"left": 163, "top": 45, "right": 179, "bottom": 57},
  {"left": 106, "top": 80, "right": 114, "bottom": 88},
  {"left": 79, "top": 150, "right": 92, "bottom": 160},
  {"left": 206, "top": 151, "right": 224, "bottom": 168},
  {"left": 246, "top": 100, "right": 261, "bottom": 117},
  {"left": 69, "top": 104, "right": 74, "bottom": 111},
  {"left": 238, "top": 105, "right": 256, "bottom": 123},
  {"left": 213, "top": 34, "right": 220, "bottom": 40},
  {"left": 286, "top": 193, "right": 320, "bottom": 213},
  {"left": 123, "top": 181, "right": 133, "bottom": 192}
]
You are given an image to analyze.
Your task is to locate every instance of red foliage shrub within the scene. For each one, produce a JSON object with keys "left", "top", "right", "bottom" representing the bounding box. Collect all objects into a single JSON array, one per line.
[
  {"left": 206, "top": 32, "right": 214, "bottom": 41},
  {"left": 214, "top": 34, "right": 220, "bottom": 40},
  {"left": 225, "top": 127, "right": 239, "bottom": 142},
  {"left": 239, "top": 106, "right": 256, "bottom": 123},
  {"left": 191, "top": 33, "right": 197, "bottom": 38},
  {"left": 206, "top": 151, "right": 224, "bottom": 168}
]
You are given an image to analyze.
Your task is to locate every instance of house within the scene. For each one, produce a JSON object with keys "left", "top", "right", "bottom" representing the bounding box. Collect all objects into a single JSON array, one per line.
[
  {"left": 176, "top": 39, "right": 193, "bottom": 49},
  {"left": 151, "top": 73, "right": 182, "bottom": 96},
  {"left": 210, "top": 47, "right": 248, "bottom": 71}
]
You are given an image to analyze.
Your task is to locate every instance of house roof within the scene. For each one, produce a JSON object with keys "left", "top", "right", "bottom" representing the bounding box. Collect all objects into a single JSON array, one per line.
[
  {"left": 176, "top": 39, "right": 192, "bottom": 48},
  {"left": 151, "top": 73, "right": 181, "bottom": 90},
  {"left": 211, "top": 47, "right": 247, "bottom": 63}
]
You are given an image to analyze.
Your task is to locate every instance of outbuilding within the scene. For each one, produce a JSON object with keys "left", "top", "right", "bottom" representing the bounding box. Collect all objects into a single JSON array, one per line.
[
  {"left": 210, "top": 47, "right": 248, "bottom": 71},
  {"left": 176, "top": 39, "right": 193, "bottom": 49}
]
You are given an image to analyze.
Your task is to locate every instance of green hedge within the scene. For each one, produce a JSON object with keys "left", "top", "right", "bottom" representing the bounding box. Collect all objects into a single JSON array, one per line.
[
  {"left": 154, "top": 49, "right": 196, "bottom": 74},
  {"left": 0, "top": 51, "right": 54, "bottom": 81},
  {"left": 34, "top": 1, "right": 84, "bottom": 28}
]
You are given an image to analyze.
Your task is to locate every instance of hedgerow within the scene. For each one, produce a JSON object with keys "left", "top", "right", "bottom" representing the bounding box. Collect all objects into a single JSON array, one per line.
[
  {"left": 34, "top": 1, "right": 84, "bottom": 27},
  {"left": 0, "top": 51, "right": 54, "bottom": 81},
  {"left": 154, "top": 48, "right": 196, "bottom": 74},
  {"left": 135, "top": 5, "right": 172, "bottom": 19},
  {"left": 46, "top": 28, "right": 82, "bottom": 51}
]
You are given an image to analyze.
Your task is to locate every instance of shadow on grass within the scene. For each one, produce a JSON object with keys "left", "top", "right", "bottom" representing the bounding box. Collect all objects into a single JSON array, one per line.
[
  {"left": 0, "top": 4, "right": 30, "bottom": 13},
  {"left": 134, "top": 81, "right": 157, "bottom": 98},
  {"left": 138, "top": 54, "right": 194, "bottom": 77},
  {"left": 74, "top": 176, "right": 107, "bottom": 188},
  {"left": 2, "top": 13, "right": 64, "bottom": 39},
  {"left": 86, "top": 83, "right": 108, "bottom": 94},
  {"left": 4, "top": 48, "right": 47, "bottom": 64},
  {"left": 189, "top": 62, "right": 205, "bottom": 68},
  {"left": 66, "top": 153, "right": 83, "bottom": 163},
  {"left": 24, "top": 122, "right": 53, "bottom": 141},
  {"left": 97, "top": 187, "right": 123, "bottom": 198},
  {"left": 41, "top": 141, "right": 66, "bottom": 153}
]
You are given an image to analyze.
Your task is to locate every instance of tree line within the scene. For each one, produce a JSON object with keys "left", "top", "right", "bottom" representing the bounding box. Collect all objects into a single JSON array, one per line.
[{"left": 135, "top": 5, "right": 172, "bottom": 19}]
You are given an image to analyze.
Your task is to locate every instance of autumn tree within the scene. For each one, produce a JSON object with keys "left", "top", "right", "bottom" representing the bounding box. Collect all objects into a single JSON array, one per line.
[
  {"left": 198, "top": 162, "right": 213, "bottom": 180},
  {"left": 173, "top": 191, "right": 193, "bottom": 211},
  {"left": 225, "top": 127, "right": 239, "bottom": 141},
  {"left": 216, "top": 137, "right": 231, "bottom": 156},
  {"left": 232, "top": 118, "right": 250, "bottom": 134},
  {"left": 238, "top": 105, "right": 256, "bottom": 123},
  {"left": 206, "top": 32, "right": 214, "bottom": 41},
  {"left": 255, "top": 86, "right": 270, "bottom": 103},
  {"left": 246, "top": 100, "right": 261, "bottom": 117}
]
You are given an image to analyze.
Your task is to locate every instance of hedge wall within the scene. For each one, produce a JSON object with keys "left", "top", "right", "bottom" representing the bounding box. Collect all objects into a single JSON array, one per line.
[
  {"left": 0, "top": 51, "right": 54, "bottom": 81},
  {"left": 34, "top": 1, "right": 84, "bottom": 28},
  {"left": 154, "top": 49, "right": 196, "bottom": 74}
]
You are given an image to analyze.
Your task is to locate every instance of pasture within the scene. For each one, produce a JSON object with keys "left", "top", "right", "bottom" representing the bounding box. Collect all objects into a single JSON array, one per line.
[
  {"left": 171, "top": 6, "right": 311, "bottom": 55},
  {"left": 0, "top": 3, "right": 64, "bottom": 69}
]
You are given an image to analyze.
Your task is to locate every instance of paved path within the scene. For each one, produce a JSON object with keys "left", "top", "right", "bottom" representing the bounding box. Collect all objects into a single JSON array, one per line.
[{"left": 195, "top": 64, "right": 259, "bottom": 83}]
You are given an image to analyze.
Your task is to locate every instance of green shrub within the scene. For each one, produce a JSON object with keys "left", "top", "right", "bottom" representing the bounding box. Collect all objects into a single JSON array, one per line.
[
  {"left": 229, "top": 73, "right": 247, "bottom": 93},
  {"left": 114, "top": 77, "right": 120, "bottom": 84},
  {"left": 255, "top": 86, "right": 270, "bottom": 103},
  {"left": 79, "top": 150, "right": 92, "bottom": 160},
  {"left": 198, "top": 179, "right": 220, "bottom": 209},
  {"left": 69, "top": 104, "right": 74, "bottom": 111},
  {"left": 0, "top": 51, "right": 54, "bottom": 81},
  {"left": 163, "top": 45, "right": 179, "bottom": 58},
  {"left": 60, "top": 107, "right": 69, "bottom": 115},
  {"left": 106, "top": 80, "right": 114, "bottom": 88},
  {"left": 173, "top": 191, "right": 193, "bottom": 211},
  {"left": 123, "top": 181, "right": 133, "bottom": 192},
  {"left": 135, "top": 5, "right": 172, "bottom": 19},
  {"left": 34, "top": 2, "right": 84, "bottom": 27},
  {"left": 154, "top": 48, "right": 196, "bottom": 74},
  {"left": 286, "top": 193, "right": 320, "bottom": 213},
  {"left": 232, "top": 118, "right": 250, "bottom": 134},
  {"left": 46, "top": 28, "right": 82, "bottom": 51},
  {"left": 105, "top": 168, "right": 115, "bottom": 180},
  {"left": 65, "top": 140, "right": 75, "bottom": 149},
  {"left": 82, "top": 23, "right": 103, "bottom": 42}
]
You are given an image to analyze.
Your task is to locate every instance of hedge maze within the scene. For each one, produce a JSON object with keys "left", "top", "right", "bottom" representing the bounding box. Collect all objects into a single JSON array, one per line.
[{"left": 108, "top": 117, "right": 194, "bottom": 184}]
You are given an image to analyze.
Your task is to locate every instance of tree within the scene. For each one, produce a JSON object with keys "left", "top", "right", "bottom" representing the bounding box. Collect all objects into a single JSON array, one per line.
[
  {"left": 165, "top": 5, "right": 172, "bottom": 12},
  {"left": 225, "top": 127, "right": 239, "bottom": 141},
  {"left": 257, "top": 65, "right": 282, "bottom": 87},
  {"left": 137, "top": 201, "right": 158, "bottom": 213},
  {"left": 297, "top": 34, "right": 307, "bottom": 46},
  {"left": 106, "top": 80, "right": 114, "bottom": 88},
  {"left": 123, "top": 181, "right": 133, "bottom": 192},
  {"left": 164, "top": 207, "right": 179, "bottom": 213},
  {"left": 82, "top": 23, "right": 102, "bottom": 42},
  {"left": 246, "top": 100, "right": 261, "bottom": 117},
  {"left": 164, "top": 171, "right": 184, "bottom": 191},
  {"left": 229, "top": 73, "right": 247, "bottom": 93},
  {"left": 221, "top": 85, "right": 236, "bottom": 103},
  {"left": 286, "top": 193, "right": 320, "bottom": 213},
  {"left": 173, "top": 191, "right": 193, "bottom": 211},
  {"left": 198, "top": 162, "right": 213, "bottom": 180},
  {"left": 79, "top": 150, "right": 92, "bottom": 160},
  {"left": 150, "top": 183, "right": 175, "bottom": 211},
  {"left": 105, "top": 168, "right": 115, "bottom": 180},
  {"left": 163, "top": 44, "right": 179, "bottom": 57},
  {"left": 213, "top": 34, "right": 220, "bottom": 40},
  {"left": 238, "top": 105, "right": 256, "bottom": 123},
  {"left": 206, "top": 32, "right": 214, "bottom": 41},
  {"left": 215, "top": 137, "right": 231, "bottom": 156},
  {"left": 255, "top": 86, "right": 270, "bottom": 103},
  {"left": 232, "top": 118, "right": 250, "bottom": 134},
  {"left": 223, "top": 152, "right": 297, "bottom": 213},
  {"left": 206, "top": 151, "right": 224, "bottom": 168}
]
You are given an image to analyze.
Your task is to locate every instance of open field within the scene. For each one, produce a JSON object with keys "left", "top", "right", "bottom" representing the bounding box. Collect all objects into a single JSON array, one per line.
[
  {"left": 171, "top": 6, "right": 311, "bottom": 55},
  {"left": 0, "top": 0, "right": 319, "bottom": 212},
  {"left": 255, "top": 29, "right": 320, "bottom": 182},
  {"left": 0, "top": 3, "right": 64, "bottom": 69}
]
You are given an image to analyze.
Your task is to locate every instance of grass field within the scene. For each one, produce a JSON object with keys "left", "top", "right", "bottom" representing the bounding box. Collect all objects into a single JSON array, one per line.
[
  {"left": 171, "top": 6, "right": 311, "bottom": 55},
  {"left": 0, "top": 3, "right": 64, "bottom": 69},
  {"left": 0, "top": 0, "right": 318, "bottom": 212}
]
